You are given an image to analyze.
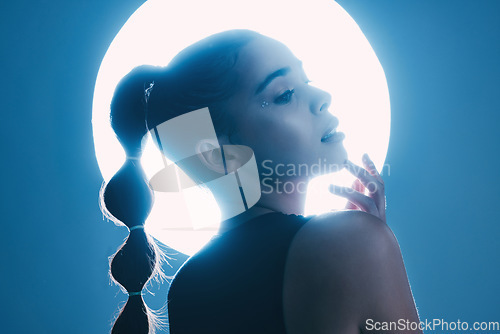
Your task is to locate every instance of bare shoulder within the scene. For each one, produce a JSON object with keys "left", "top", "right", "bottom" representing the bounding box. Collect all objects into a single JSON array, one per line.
[
  {"left": 283, "top": 211, "right": 404, "bottom": 334},
  {"left": 296, "top": 210, "right": 396, "bottom": 255},
  {"left": 286, "top": 210, "right": 399, "bottom": 284}
]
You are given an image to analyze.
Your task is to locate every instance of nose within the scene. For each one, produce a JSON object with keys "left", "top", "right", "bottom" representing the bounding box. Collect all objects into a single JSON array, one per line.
[{"left": 309, "top": 86, "right": 332, "bottom": 115}]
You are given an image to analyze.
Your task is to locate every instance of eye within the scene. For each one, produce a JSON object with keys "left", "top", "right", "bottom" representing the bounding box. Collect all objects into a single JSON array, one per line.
[{"left": 274, "top": 89, "right": 295, "bottom": 105}]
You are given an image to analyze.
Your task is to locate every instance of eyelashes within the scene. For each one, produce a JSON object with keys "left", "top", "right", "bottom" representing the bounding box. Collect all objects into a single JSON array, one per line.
[
  {"left": 274, "top": 89, "right": 295, "bottom": 104},
  {"left": 274, "top": 79, "right": 312, "bottom": 105},
  {"left": 265, "top": 80, "right": 310, "bottom": 107}
]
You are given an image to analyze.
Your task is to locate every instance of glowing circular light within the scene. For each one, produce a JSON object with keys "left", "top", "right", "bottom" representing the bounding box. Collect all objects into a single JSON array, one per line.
[{"left": 92, "top": 0, "right": 391, "bottom": 256}]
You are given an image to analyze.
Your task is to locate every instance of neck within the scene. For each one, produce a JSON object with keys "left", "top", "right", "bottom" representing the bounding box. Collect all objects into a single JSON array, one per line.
[
  {"left": 255, "top": 183, "right": 307, "bottom": 216},
  {"left": 217, "top": 205, "right": 275, "bottom": 234},
  {"left": 216, "top": 176, "right": 308, "bottom": 234}
]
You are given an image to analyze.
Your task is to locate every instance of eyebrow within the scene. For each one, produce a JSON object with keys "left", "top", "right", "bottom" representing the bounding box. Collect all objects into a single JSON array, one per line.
[{"left": 255, "top": 66, "right": 291, "bottom": 95}]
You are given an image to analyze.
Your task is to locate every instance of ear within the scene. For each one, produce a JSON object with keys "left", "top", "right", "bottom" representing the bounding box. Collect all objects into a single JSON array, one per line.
[
  {"left": 221, "top": 145, "right": 247, "bottom": 173},
  {"left": 196, "top": 139, "right": 226, "bottom": 174}
]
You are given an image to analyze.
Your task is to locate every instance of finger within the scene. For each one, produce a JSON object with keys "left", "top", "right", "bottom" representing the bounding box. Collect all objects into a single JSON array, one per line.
[
  {"left": 343, "top": 159, "right": 386, "bottom": 222},
  {"left": 352, "top": 178, "right": 365, "bottom": 194},
  {"left": 345, "top": 201, "right": 358, "bottom": 210},
  {"left": 362, "top": 153, "right": 384, "bottom": 184},
  {"left": 360, "top": 155, "right": 386, "bottom": 223},
  {"left": 344, "top": 159, "right": 379, "bottom": 194},
  {"left": 330, "top": 185, "right": 379, "bottom": 217},
  {"left": 345, "top": 179, "right": 363, "bottom": 209}
]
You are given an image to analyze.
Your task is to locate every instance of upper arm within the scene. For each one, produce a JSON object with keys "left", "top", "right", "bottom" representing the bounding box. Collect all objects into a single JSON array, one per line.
[{"left": 283, "top": 211, "right": 421, "bottom": 334}]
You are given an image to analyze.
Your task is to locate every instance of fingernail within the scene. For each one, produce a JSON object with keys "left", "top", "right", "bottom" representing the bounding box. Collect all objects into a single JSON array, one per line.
[{"left": 362, "top": 153, "right": 370, "bottom": 162}]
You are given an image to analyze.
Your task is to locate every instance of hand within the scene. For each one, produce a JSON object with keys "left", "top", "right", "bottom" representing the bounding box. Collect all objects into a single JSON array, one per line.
[{"left": 329, "top": 154, "right": 386, "bottom": 223}]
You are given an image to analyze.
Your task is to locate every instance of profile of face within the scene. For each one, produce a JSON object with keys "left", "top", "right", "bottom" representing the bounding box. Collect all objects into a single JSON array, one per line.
[{"left": 220, "top": 35, "right": 348, "bottom": 182}]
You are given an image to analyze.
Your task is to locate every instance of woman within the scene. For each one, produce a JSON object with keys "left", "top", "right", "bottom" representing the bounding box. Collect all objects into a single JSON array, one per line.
[{"left": 102, "top": 29, "right": 421, "bottom": 333}]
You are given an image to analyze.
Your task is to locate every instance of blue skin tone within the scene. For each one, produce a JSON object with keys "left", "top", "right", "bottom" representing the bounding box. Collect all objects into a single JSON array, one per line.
[{"left": 205, "top": 35, "right": 420, "bottom": 333}]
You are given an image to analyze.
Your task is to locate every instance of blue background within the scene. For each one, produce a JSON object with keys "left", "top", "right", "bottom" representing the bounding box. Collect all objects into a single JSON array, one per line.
[{"left": 1, "top": 0, "right": 498, "bottom": 332}]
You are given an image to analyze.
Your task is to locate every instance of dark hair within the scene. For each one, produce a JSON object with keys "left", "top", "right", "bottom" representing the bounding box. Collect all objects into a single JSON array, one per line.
[{"left": 101, "top": 29, "right": 260, "bottom": 334}]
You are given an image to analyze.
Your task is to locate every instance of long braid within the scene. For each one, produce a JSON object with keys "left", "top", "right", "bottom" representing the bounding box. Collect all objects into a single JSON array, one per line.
[
  {"left": 100, "top": 30, "right": 261, "bottom": 333},
  {"left": 102, "top": 66, "right": 161, "bottom": 334}
]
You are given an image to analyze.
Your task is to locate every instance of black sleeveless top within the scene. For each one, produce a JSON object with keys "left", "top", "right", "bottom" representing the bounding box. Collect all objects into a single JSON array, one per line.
[{"left": 167, "top": 212, "right": 310, "bottom": 333}]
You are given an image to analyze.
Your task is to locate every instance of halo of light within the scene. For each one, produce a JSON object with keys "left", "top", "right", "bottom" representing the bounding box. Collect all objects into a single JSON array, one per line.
[{"left": 92, "top": 0, "right": 390, "bottom": 255}]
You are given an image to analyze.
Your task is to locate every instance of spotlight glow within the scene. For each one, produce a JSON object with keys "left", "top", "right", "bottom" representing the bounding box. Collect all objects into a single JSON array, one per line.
[{"left": 92, "top": 0, "right": 390, "bottom": 255}]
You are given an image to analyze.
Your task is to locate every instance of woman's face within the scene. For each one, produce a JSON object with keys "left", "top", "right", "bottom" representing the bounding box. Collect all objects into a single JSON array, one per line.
[{"left": 224, "top": 35, "right": 347, "bottom": 181}]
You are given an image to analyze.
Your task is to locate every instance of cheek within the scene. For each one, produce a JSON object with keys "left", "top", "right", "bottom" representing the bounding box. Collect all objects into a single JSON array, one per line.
[{"left": 236, "top": 110, "right": 316, "bottom": 163}]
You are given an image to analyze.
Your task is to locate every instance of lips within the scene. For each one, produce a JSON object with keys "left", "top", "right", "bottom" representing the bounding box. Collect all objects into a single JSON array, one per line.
[{"left": 321, "top": 119, "right": 339, "bottom": 142}]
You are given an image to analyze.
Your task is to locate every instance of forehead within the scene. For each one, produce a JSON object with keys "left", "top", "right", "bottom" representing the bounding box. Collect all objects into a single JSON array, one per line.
[{"left": 234, "top": 36, "right": 300, "bottom": 91}]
